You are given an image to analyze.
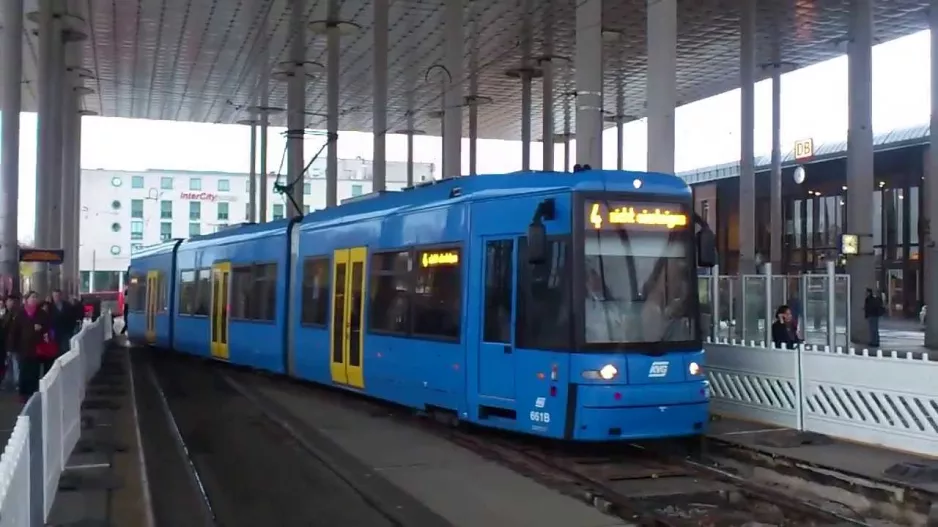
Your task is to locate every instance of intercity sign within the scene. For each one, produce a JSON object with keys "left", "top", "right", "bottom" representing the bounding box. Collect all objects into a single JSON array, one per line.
[{"left": 178, "top": 192, "right": 237, "bottom": 203}]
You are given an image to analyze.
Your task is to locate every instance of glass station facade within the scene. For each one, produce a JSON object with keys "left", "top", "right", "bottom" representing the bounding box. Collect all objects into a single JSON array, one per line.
[{"left": 691, "top": 145, "right": 926, "bottom": 318}]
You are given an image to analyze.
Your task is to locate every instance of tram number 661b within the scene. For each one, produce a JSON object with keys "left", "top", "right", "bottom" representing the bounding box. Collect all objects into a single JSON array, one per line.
[{"left": 529, "top": 411, "right": 551, "bottom": 423}]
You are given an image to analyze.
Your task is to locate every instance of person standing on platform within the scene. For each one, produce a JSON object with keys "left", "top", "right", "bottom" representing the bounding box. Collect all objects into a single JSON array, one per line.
[
  {"left": 8, "top": 292, "right": 54, "bottom": 402},
  {"left": 0, "top": 294, "right": 20, "bottom": 390},
  {"left": 864, "top": 288, "right": 885, "bottom": 348},
  {"left": 771, "top": 305, "right": 801, "bottom": 349},
  {"left": 50, "top": 289, "right": 76, "bottom": 354}
]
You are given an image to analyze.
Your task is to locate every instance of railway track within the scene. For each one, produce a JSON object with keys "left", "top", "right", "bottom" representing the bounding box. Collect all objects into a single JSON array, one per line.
[{"left": 146, "top": 351, "right": 891, "bottom": 527}]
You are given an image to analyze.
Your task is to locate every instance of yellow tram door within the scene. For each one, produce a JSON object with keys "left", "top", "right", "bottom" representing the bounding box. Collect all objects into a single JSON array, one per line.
[
  {"left": 144, "top": 270, "right": 159, "bottom": 343},
  {"left": 210, "top": 263, "right": 231, "bottom": 360},
  {"left": 329, "top": 247, "right": 366, "bottom": 389}
]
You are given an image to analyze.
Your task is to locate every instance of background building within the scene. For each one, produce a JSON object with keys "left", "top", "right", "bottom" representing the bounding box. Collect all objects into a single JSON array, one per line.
[
  {"left": 684, "top": 123, "right": 928, "bottom": 318},
  {"left": 79, "top": 158, "right": 436, "bottom": 292}
]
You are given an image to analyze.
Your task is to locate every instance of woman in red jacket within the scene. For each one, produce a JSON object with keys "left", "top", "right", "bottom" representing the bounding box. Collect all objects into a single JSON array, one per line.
[{"left": 7, "top": 292, "right": 54, "bottom": 402}]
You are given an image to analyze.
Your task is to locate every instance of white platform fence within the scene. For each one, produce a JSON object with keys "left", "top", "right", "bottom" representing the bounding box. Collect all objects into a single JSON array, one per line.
[
  {"left": 706, "top": 339, "right": 938, "bottom": 457},
  {"left": 0, "top": 312, "right": 113, "bottom": 526}
]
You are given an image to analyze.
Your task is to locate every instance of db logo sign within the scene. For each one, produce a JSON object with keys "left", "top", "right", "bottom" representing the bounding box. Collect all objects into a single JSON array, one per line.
[{"left": 793, "top": 139, "right": 814, "bottom": 161}]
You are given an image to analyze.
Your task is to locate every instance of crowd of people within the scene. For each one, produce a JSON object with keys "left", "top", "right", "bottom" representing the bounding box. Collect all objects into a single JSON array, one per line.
[{"left": 0, "top": 289, "right": 85, "bottom": 403}]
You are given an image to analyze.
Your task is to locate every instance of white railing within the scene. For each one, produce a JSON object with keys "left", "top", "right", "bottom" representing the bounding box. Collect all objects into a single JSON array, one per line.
[
  {"left": 0, "top": 312, "right": 113, "bottom": 526},
  {"left": 706, "top": 338, "right": 938, "bottom": 457}
]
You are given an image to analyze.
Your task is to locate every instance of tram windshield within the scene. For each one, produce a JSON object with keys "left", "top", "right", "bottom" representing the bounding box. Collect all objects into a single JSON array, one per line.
[{"left": 581, "top": 200, "right": 698, "bottom": 346}]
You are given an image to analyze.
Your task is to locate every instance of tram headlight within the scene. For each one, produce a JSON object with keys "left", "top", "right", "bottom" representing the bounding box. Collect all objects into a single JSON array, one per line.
[
  {"left": 688, "top": 361, "right": 702, "bottom": 376},
  {"left": 581, "top": 364, "right": 619, "bottom": 380}
]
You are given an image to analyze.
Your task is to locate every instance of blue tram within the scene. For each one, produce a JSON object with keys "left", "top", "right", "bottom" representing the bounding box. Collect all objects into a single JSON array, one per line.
[{"left": 127, "top": 170, "right": 717, "bottom": 441}]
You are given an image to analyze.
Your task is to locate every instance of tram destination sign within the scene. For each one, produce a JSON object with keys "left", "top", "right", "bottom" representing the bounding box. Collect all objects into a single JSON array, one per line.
[{"left": 586, "top": 202, "right": 689, "bottom": 231}]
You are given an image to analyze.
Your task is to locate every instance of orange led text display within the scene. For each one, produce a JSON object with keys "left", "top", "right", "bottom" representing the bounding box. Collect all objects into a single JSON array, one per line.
[{"left": 587, "top": 202, "right": 688, "bottom": 230}]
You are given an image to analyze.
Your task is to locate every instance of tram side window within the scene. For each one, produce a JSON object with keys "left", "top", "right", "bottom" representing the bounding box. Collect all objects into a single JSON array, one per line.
[
  {"left": 412, "top": 247, "right": 462, "bottom": 339},
  {"left": 301, "top": 257, "right": 329, "bottom": 326},
  {"left": 194, "top": 268, "right": 212, "bottom": 315},
  {"left": 516, "top": 237, "right": 573, "bottom": 350},
  {"left": 483, "top": 240, "right": 513, "bottom": 343},
  {"left": 230, "top": 266, "right": 253, "bottom": 319},
  {"left": 179, "top": 271, "right": 197, "bottom": 315},
  {"left": 369, "top": 251, "right": 411, "bottom": 333},
  {"left": 128, "top": 275, "right": 146, "bottom": 312},
  {"left": 251, "top": 263, "right": 278, "bottom": 321}
]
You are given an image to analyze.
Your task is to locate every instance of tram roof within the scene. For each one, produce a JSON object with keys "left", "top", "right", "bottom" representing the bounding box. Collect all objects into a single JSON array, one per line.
[{"left": 5, "top": 0, "right": 929, "bottom": 141}]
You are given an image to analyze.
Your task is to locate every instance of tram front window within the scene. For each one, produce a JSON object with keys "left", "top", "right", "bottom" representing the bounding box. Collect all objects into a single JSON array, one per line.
[{"left": 582, "top": 203, "right": 697, "bottom": 347}]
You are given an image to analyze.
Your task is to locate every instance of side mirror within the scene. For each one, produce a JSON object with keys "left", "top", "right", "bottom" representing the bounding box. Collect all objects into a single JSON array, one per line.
[
  {"left": 527, "top": 221, "right": 548, "bottom": 265},
  {"left": 696, "top": 228, "right": 717, "bottom": 268}
]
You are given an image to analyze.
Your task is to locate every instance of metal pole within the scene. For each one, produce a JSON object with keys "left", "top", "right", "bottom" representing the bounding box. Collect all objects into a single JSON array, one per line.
[
  {"left": 847, "top": 0, "right": 875, "bottom": 345},
  {"left": 646, "top": 0, "right": 675, "bottom": 173},
  {"left": 373, "top": 0, "right": 388, "bottom": 191},
  {"left": 826, "top": 260, "right": 837, "bottom": 350},
  {"left": 711, "top": 264, "right": 721, "bottom": 340},
  {"left": 575, "top": 0, "right": 602, "bottom": 168},
  {"left": 249, "top": 122, "right": 257, "bottom": 222},
  {"left": 1, "top": 0, "right": 24, "bottom": 292},
  {"left": 770, "top": 65, "right": 783, "bottom": 270},
  {"left": 927, "top": 0, "right": 938, "bottom": 349},
  {"left": 326, "top": 25, "right": 340, "bottom": 206},
  {"left": 542, "top": 58, "right": 554, "bottom": 171},
  {"left": 739, "top": 0, "right": 756, "bottom": 275},
  {"left": 286, "top": 0, "right": 306, "bottom": 218},
  {"left": 616, "top": 85, "right": 624, "bottom": 170},
  {"left": 521, "top": 73, "right": 532, "bottom": 171},
  {"left": 443, "top": 0, "right": 464, "bottom": 178},
  {"left": 764, "top": 262, "right": 773, "bottom": 345}
]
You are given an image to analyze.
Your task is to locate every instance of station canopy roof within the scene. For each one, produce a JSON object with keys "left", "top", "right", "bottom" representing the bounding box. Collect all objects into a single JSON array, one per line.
[{"left": 4, "top": 0, "right": 930, "bottom": 141}]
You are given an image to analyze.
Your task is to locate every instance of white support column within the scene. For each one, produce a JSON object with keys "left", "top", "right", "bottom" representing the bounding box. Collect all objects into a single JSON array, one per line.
[
  {"left": 615, "top": 81, "right": 625, "bottom": 170},
  {"left": 563, "top": 93, "right": 572, "bottom": 172},
  {"left": 646, "top": 0, "right": 676, "bottom": 174},
  {"left": 72, "top": 110, "right": 85, "bottom": 292},
  {"left": 259, "top": 111, "right": 269, "bottom": 222},
  {"left": 575, "top": 0, "right": 602, "bottom": 168},
  {"left": 49, "top": 13, "right": 64, "bottom": 258},
  {"left": 739, "top": 0, "right": 756, "bottom": 274},
  {"left": 373, "top": 0, "right": 388, "bottom": 191},
  {"left": 248, "top": 122, "right": 258, "bottom": 222},
  {"left": 286, "top": 0, "right": 306, "bottom": 217},
  {"left": 1, "top": 0, "right": 24, "bottom": 291},
  {"left": 847, "top": 0, "right": 875, "bottom": 345},
  {"left": 468, "top": 97, "right": 478, "bottom": 175},
  {"left": 542, "top": 58, "right": 554, "bottom": 172},
  {"left": 442, "top": 0, "right": 463, "bottom": 179},
  {"left": 407, "top": 129, "right": 415, "bottom": 186},
  {"left": 60, "top": 68, "right": 76, "bottom": 294},
  {"left": 521, "top": 72, "right": 532, "bottom": 171},
  {"left": 927, "top": 0, "right": 938, "bottom": 349},
  {"left": 326, "top": 24, "right": 340, "bottom": 205},
  {"left": 33, "top": 1, "right": 59, "bottom": 294},
  {"left": 258, "top": 15, "right": 271, "bottom": 223},
  {"left": 769, "top": 64, "right": 783, "bottom": 269}
]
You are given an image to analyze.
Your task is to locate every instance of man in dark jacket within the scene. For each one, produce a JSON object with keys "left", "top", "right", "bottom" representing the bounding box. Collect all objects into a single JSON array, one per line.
[
  {"left": 771, "top": 305, "right": 801, "bottom": 349},
  {"left": 50, "top": 289, "right": 76, "bottom": 355},
  {"left": 863, "top": 288, "right": 885, "bottom": 347}
]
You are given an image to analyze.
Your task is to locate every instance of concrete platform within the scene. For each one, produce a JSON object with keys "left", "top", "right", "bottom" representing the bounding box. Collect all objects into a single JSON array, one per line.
[
  {"left": 707, "top": 415, "right": 938, "bottom": 522},
  {"left": 47, "top": 344, "right": 153, "bottom": 527},
  {"left": 243, "top": 376, "right": 629, "bottom": 527}
]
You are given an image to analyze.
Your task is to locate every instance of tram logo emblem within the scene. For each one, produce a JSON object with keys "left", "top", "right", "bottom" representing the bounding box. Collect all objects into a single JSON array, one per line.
[
  {"left": 648, "top": 361, "right": 669, "bottom": 378},
  {"left": 535, "top": 397, "right": 546, "bottom": 409}
]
